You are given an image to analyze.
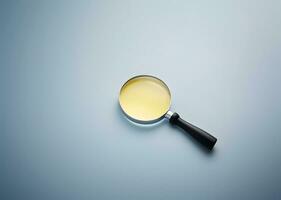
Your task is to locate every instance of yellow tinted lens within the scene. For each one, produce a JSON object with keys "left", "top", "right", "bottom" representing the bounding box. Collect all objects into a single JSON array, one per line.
[{"left": 119, "top": 76, "right": 171, "bottom": 122}]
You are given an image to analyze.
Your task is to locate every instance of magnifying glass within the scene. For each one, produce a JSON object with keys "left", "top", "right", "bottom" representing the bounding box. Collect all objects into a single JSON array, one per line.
[{"left": 119, "top": 75, "right": 217, "bottom": 150}]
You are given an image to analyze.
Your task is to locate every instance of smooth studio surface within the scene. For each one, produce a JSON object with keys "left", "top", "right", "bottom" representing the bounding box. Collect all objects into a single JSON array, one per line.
[
  {"left": 119, "top": 75, "right": 171, "bottom": 122},
  {"left": 1, "top": 1, "right": 281, "bottom": 200}
]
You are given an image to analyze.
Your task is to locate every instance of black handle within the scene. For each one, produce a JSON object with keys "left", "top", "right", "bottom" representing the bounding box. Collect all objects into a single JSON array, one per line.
[{"left": 169, "top": 112, "right": 217, "bottom": 150}]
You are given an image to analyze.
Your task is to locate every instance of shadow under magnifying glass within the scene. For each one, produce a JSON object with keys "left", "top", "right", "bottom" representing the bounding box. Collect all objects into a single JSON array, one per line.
[{"left": 116, "top": 102, "right": 218, "bottom": 156}]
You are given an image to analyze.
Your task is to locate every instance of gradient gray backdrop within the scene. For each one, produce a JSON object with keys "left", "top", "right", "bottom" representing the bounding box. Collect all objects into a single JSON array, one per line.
[{"left": 1, "top": 0, "right": 281, "bottom": 199}]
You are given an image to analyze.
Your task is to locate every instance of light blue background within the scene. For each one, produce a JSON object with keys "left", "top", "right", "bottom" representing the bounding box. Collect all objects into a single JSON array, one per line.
[{"left": 1, "top": 0, "right": 281, "bottom": 199}]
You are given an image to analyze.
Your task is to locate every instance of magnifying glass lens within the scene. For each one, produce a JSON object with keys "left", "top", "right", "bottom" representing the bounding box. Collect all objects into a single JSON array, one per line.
[{"left": 119, "top": 76, "right": 171, "bottom": 122}]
